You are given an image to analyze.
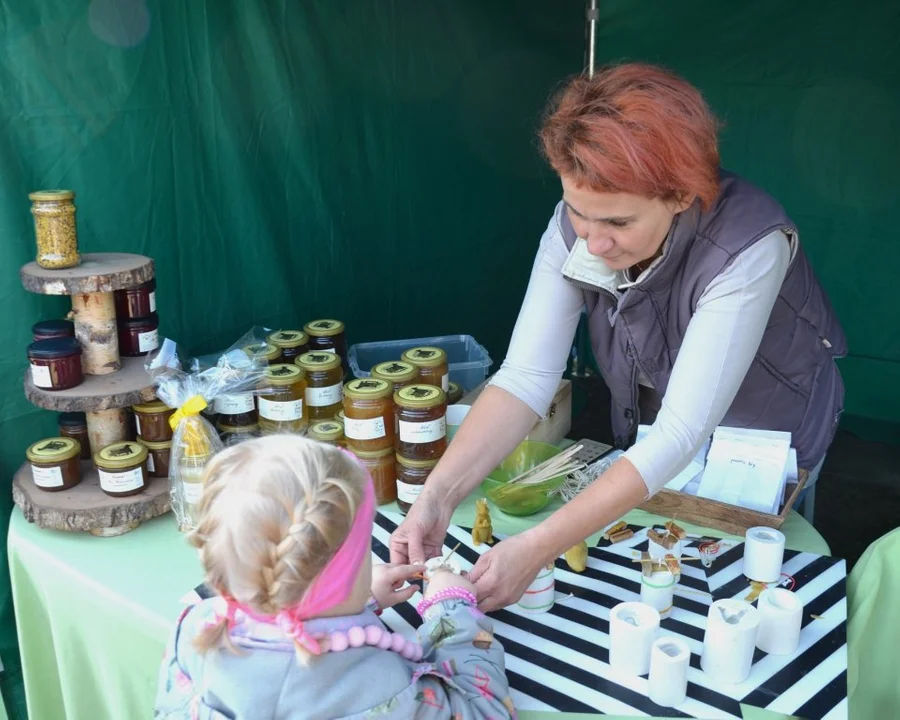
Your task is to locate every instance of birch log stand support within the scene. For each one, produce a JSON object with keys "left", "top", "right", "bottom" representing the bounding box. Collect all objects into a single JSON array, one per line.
[{"left": 16, "top": 252, "right": 171, "bottom": 536}]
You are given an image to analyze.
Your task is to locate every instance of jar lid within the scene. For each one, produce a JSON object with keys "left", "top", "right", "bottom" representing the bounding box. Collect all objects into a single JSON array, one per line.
[
  {"left": 343, "top": 378, "right": 392, "bottom": 401},
  {"left": 447, "top": 381, "right": 462, "bottom": 397},
  {"left": 401, "top": 346, "right": 447, "bottom": 368},
  {"left": 335, "top": 409, "right": 346, "bottom": 421},
  {"left": 27, "top": 337, "right": 82, "bottom": 359},
  {"left": 32, "top": 319, "right": 74, "bottom": 336},
  {"left": 296, "top": 352, "right": 342, "bottom": 371},
  {"left": 29, "top": 189, "right": 75, "bottom": 202},
  {"left": 371, "top": 361, "right": 418, "bottom": 383},
  {"left": 243, "top": 342, "right": 281, "bottom": 361},
  {"left": 396, "top": 454, "right": 440, "bottom": 470},
  {"left": 309, "top": 420, "right": 345, "bottom": 441},
  {"left": 264, "top": 364, "right": 304, "bottom": 385},
  {"left": 394, "top": 384, "right": 446, "bottom": 409},
  {"left": 268, "top": 330, "right": 309, "bottom": 349},
  {"left": 119, "top": 312, "right": 159, "bottom": 330},
  {"left": 26, "top": 437, "right": 81, "bottom": 463},
  {"left": 58, "top": 411, "right": 87, "bottom": 428},
  {"left": 132, "top": 399, "right": 173, "bottom": 414},
  {"left": 218, "top": 422, "right": 259, "bottom": 433},
  {"left": 303, "top": 319, "right": 345, "bottom": 337},
  {"left": 94, "top": 441, "right": 148, "bottom": 470},
  {"left": 352, "top": 446, "right": 394, "bottom": 460},
  {"left": 137, "top": 436, "right": 173, "bottom": 451}
]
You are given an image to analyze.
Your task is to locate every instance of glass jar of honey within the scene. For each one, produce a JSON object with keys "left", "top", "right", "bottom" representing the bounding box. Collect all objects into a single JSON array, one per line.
[
  {"left": 243, "top": 342, "right": 281, "bottom": 365},
  {"left": 396, "top": 455, "right": 438, "bottom": 514},
  {"left": 394, "top": 384, "right": 447, "bottom": 460},
  {"left": 303, "top": 319, "right": 348, "bottom": 373},
  {"left": 296, "top": 352, "right": 343, "bottom": 421},
  {"left": 342, "top": 378, "right": 394, "bottom": 453},
  {"left": 401, "top": 347, "right": 449, "bottom": 392},
  {"left": 371, "top": 361, "right": 419, "bottom": 392},
  {"left": 29, "top": 190, "right": 80, "bottom": 269},
  {"left": 447, "top": 382, "right": 464, "bottom": 405},
  {"left": 58, "top": 412, "right": 91, "bottom": 460},
  {"left": 352, "top": 447, "right": 397, "bottom": 505},
  {"left": 26, "top": 437, "right": 82, "bottom": 492},
  {"left": 308, "top": 420, "right": 345, "bottom": 446},
  {"left": 179, "top": 451, "right": 212, "bottom": 529},
  {"left": 257, "top": 364, "right": 308, "bottom": 434},
  {"left": 94, "top": 441, "right": 148, "bottom": 498},
  {"left": 214, "top": 393, "right": 257, "bottom": 428},
  {"left": 132, "top": 400, "right": 175, "bottom": 442},
  {"left": 267, "top": 330, "right": 310, "bottom": 362}
]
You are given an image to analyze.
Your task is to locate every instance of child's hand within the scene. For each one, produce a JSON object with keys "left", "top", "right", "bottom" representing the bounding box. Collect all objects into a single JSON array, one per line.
[
  {"left": 371, "top": 563, "right": 420, "bottom": 609},
  {"left": 423, "top": 569, "right": 476, "bottom": 600}
]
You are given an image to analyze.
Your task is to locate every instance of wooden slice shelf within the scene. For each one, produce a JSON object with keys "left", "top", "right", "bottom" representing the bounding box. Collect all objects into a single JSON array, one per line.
[
  {"left": 13, "top": 461, "right": 171, "bottom": 535},
  {"left": 21, "top": 252, "right": 154, "bottom": 296},
  {"left": 24, "top": 356, "right": 156, "bottom": 412}
]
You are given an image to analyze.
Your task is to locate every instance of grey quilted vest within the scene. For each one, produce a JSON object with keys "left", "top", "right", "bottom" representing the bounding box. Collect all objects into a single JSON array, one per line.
[{"left": 561, "top": 171, "right": 846, "bottom": 469}]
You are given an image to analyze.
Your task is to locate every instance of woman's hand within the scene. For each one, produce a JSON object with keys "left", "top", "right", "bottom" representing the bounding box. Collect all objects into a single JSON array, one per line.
[
  {"left": 389, "top": 490, "right": 453, "bottom": 565},
  {"left": 423, "top": 569, "right": 476, "bottom": 600},
  {"left": 370, "top": 563, "right": 420, "bottom": 610},
  {"left": 468, "top": 531, "right": 546, "bottom": 612}
]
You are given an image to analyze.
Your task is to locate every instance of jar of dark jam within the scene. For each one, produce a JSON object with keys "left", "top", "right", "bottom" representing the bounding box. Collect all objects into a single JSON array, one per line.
[
  {"left": 132, "top": 400, "right": 175, "bottom": 442},
  {"left": 114, "top": 278, "right": 156, "bottom": 320},
  {"left": 303, "top": 319, "right": 348, "bottom": 374},
  {"left": 27, "top": 338, "right": 84, "bottom": 391},
  {"left": 396, "top": 454, "right": 439, "bottom": 514},
  {"left": 58, "top": 412, "right": 91, "bottom": 460},
  {"left": 26, "top": 436, "right": 82, "bottom": 492},
  {"left": 118, "top": 313, "right": 160, "bottom": 357},
  {"left": 32, "top": 319, "right": 75, "bottom": 343},
  {"left": 394, "top": 384, "right": 447, "bottom": 461},
  {"left": 138, "top": 437, "right": 172, "bottom": 478},
  {"left": 370, "top": 361, "right": 419, "bottom": 392},
  {"left": 268, "top": 330, "right": 310, "bottom": 362},
  {"left": 213, "top": 393, "right": 257, "bottom": 428}
]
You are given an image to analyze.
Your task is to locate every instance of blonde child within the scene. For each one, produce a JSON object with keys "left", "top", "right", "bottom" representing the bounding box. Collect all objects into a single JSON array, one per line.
[{"left": 155, "top": 435, "right": 516, "bottom": 719}]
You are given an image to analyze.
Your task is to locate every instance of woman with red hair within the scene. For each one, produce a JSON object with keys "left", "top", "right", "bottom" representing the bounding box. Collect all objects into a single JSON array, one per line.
[{"left": 392, "top": 63, "right": 846, "bottom": 609}]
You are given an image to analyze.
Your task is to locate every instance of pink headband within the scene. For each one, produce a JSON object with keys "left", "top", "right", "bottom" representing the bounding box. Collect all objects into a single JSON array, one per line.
[{"left": 217, "top": 469, "right": 375, "bottom": 655}]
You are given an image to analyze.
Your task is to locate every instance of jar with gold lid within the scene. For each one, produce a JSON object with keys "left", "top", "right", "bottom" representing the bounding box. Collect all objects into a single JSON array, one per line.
[
  {"left": 335, "top": 409, "right": 346, "bottom": 423},
  {"left": 268, "top": 330, "right": 310, "bottom": 362},
  {"left": 257, "top": 364, "right": 308, "bottom": 434},
  {"left": 242, "top": 342, "right": 281, "bottom": 365},
  {"left": 394, "top": 384, "right": 447, "bottom": 460},
  {"left": 352, "top": 447, "right": 397, "bottom": 505},
  {"left": 218, "top": 422, "right": 259, "bottom": 446},
  {"left": 58, "top": 412, "right": 91, "bottom": 459},
  {"left": 342, "top": 378, "right": 395, "bottom": 453},
  {"left": 94, "top": 441, "right": 148, "bottom": 498},
  {"left": 138, "top": 437, "right": 172, "bottom": 478},
  {"left": 371, "top": 360, "right": 419, "bottom": 392},
  {"left": 308, "top": 420, "right": 345, "bottom": 446},
  {"left": 26, "top": 437, "right": 82, "bottom": 492},
  {"left": 447, "top": 382, "right": 464, "bottom": 405},
  {"left": 396, "top": 454, "right": 438, "bottom": 514},
  {"left": 132, "top": 400, "right": 175, "bottom": 442},
  {"left": 304, "top": 319, "right": 348, "bottom": 373},
  {"left": 296, "top": 352, "right": 343, "bottom": 420},
  {"left": 29, "top": 190, "right": 80, "bottom": 269},
  {"left": 401, "top": 347, "right": 449, "bottom": 392}
]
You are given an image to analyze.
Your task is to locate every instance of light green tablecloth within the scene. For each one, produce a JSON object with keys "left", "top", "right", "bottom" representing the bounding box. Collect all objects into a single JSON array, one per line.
[{"left": 9, "top": 493, "right": 832, "bottom": 720}]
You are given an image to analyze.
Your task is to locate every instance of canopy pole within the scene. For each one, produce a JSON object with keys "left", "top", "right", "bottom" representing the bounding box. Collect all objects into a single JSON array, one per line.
[{"left": 586, "top": 0, "right": 599, "bottom": 77}]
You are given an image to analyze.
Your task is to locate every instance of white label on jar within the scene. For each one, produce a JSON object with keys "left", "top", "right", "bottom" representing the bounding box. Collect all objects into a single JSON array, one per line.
[
  {"left": 399, "top": 417, "right": 446, "bottom": 443},
  {"left": 442, "top": 374, "right": 450, "bottom": 392},
  {"left": 134, "top": 415, "right": 142, "bottom": 435},
  {"left": 138, "top": 329, "right": 160, "bottom": 353},
  {"left": 149, "top": 291, "right": 157, "bottom": 313},
  {"left": 323, "top": 348, "right": 337, "bottom": 354},
  {"left": 30, "top": 364, "right": 53, "bottom": 388},
  {"left": 259, "top": 397, "right": 303, "bottom": 421},
  {"left": 98, "top": 467, "right": 144, "bottom": 493},
  {"left": 182, "top": 481, "right": 204, "bottom": 504},
  {"left": 146, "top": 453, "right": 156, "bottom": 473},
  {"left": 306, "top": 383, "right": 343, "bottom": 407},
  {"left": 31, "top": 465, "right": 64, "bottom": 488},
  {"left": 397, "top": 479, "right": 424, "bottom": 504},
  {"left": 344, "top": 416, "right": 386, "bottom": 440},
  {"left": 215, "top": 393, "right": 255, "bottom": 414}
]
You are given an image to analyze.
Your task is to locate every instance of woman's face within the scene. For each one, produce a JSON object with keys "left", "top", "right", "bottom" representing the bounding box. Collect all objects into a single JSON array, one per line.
[{"left": 561, "top": 176, "right": 692, "bottom": 271}]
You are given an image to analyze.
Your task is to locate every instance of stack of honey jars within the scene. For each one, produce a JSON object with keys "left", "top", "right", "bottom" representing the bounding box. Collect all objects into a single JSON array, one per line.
[
  {"left": 342, "top": 377, "right": 395, "bottom": 504},
  {"left": 115, "top": 278, "right": 160, "bottom": 358}
]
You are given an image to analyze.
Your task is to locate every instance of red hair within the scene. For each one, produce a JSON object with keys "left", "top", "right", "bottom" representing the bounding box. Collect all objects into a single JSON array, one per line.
[{"left": 540, "top": 63, "right": 721, "bottom": 209}]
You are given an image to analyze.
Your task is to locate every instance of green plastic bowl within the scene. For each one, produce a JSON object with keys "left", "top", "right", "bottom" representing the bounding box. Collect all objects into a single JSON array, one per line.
[{"left": 481, "top": 440, "right": 565, "bottom": 516}]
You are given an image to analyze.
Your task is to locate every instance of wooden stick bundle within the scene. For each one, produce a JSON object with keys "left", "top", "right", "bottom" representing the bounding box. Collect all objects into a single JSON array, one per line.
[{"left": 506, "top": 445, "right": 587, "bottom": 487}]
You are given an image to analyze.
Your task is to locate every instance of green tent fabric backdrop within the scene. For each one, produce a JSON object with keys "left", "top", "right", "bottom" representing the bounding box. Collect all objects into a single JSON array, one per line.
[{"left": 0, "top": 1, "right": 896, "bottom": 716}]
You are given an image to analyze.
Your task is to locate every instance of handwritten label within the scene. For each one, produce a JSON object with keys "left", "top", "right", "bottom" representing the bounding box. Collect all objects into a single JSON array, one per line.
[
  {"left": 31, "top": 465, "right": 64, "bottom": 488},
  {"left": 344, "top": 416, "right": 387, "bottom": 440},
  {"left": 399, "top": 418, "right": 446, "bottom": 443}
]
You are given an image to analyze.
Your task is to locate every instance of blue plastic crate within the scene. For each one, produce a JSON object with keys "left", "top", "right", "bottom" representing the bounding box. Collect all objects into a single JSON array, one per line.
[{"left": 348, "top": 334, "right": 492, "bottom": 391}]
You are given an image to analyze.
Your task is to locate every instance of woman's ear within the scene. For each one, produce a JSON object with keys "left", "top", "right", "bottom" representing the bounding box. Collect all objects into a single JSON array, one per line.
[{"left": 671, "top": 194, "right": 696, "bottom": 214}]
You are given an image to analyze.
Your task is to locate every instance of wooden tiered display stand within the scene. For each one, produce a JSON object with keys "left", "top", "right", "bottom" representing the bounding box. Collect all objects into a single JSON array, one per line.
[{"left": 13, "top": 253, "right": 171, "bottom": 536}]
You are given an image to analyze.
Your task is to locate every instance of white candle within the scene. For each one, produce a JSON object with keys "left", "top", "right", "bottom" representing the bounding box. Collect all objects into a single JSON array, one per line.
[
  {"left": 609, "top": 601, "right": 660, "bottom": 676},
  {"left": 756, "top": 588, "right": 803, "bottom": 655},
  {"left": 742, "top": 526, "right": 785, "bottom": 583},
  {"left": 649, "top": 636, "right": 690, "bottom": 707},
  {"left": 640, "top": 569, "right": 676, "bottom": 618},
  {"left": 515, "top": 564, "right": 555, "bottom": 614},
  {"left": 701, "top": 599, "right": 759, "bottom": 684}
]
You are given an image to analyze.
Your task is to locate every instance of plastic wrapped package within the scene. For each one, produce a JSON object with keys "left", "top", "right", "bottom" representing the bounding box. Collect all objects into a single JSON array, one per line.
[{"left": 145, "top": 329, "right": 270, "bottom": 531}]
